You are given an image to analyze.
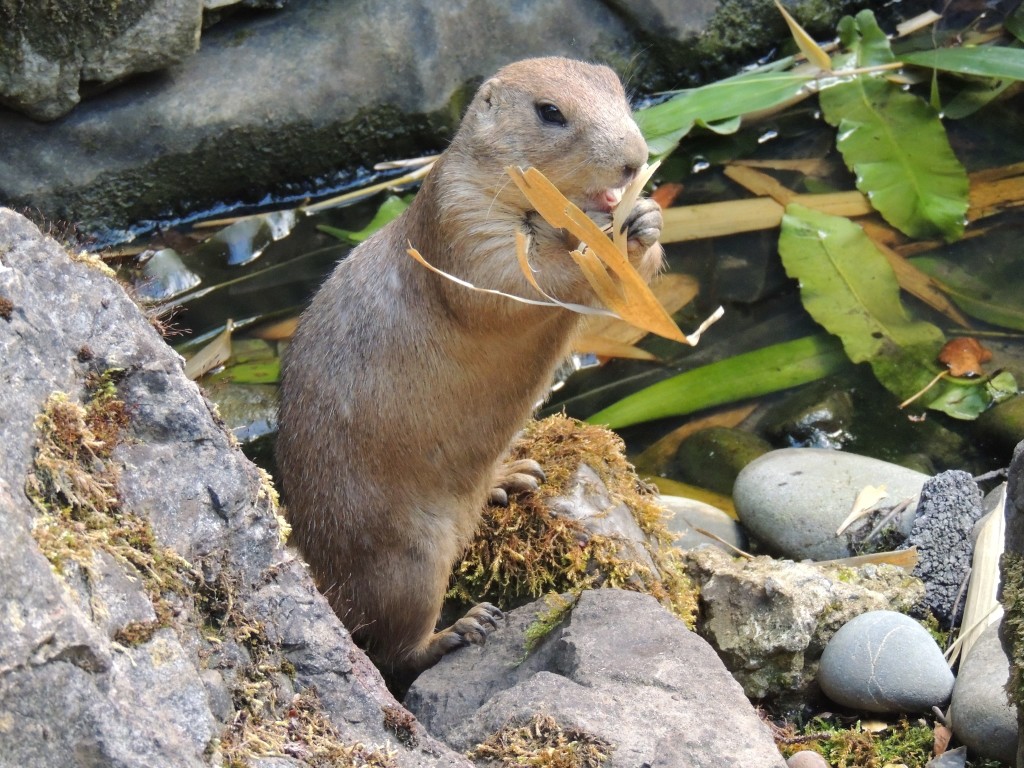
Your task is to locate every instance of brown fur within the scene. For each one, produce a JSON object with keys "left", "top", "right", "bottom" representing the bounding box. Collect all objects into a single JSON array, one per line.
[{"left": 277, "top": 57, "right": 663, "bottom": 677}]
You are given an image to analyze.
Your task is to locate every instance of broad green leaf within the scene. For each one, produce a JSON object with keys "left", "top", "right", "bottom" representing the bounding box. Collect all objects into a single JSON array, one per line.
[
  {"left": 779, "top": 205, "right": 1003, "bottom": 419},
  {"left": 902, "top": 46, "right": 1024, "bottom": 81},
  {"left": 911, "top": 253, "right": 1024, "bottom": 330},
  {"left": 317, "top": 194, "right": 409, "bottom": 244},
  {"left": 819, "top": 76, "right": 968, "bottom": 241},
  {"left": 838, "top": 10, "right": 895, "bottom": 67},
  {"left": 586, "top": 334, "right": 849, "bottom": 429},
  {"left": 821, "top": 10, "right": 969, "bottom": 241},
  {"left": 634, "top": 70, "right": 814, "bottom": 160}
]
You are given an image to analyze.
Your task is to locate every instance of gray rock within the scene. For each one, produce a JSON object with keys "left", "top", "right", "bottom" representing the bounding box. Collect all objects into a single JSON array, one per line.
[
  {"left": 733, "top": 448, "right": 927, "bottom": 560},
  {"left": 908, "top": 470, "right": 984, "bottom": 627},
  {"left": 684, "top": 547, "right": 924, "bottom": 702},
  {"left": 0, "top": 207, "right": 469, "bottom": 767},
  {"left": 661, "top": 494, "right": 748, "bottom": 552},
  {"left": 926, "top": 746, "right": 967, "bottom": 767},
  {"left": 949, "top": 623, "right": 1018, "bottom": 765},
  {"left": 0, "top": 0, "right": 203, "bottom": 120},
  {"left": 817, "top": 610, "right": 953, "bottom": 713},
  {"left": 0, "top": 0, "right": 869, "bottom": 239},
  {"left": 406, "top": 589, "right": 787, "bottom": 768}
]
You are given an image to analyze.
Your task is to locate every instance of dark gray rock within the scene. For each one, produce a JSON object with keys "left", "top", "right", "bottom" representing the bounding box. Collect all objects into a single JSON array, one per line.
[
  {"left": 0, "top": 0, "right": 873, "bottom": 239},
  {"left": 0, "top": 207, "right": 469, "bottom": 767},
  {"left": 0, "top": 0, "right": 203, "bottom": 120},
  {"left": 817, "top": 610, "right": 953, "bottom": 713},
  {"left": 684, "top": 546, "right": 924, "bottom": 703},
  {"left": 0, "top": 0, "right": 667, "bottom": 236},
  {"left": 733, "top": 448, "right": 926, "bottom": 560},
  {"left": 406, "top": 588, "right": 787, "bottom": 768},
  {"left": 908, "top": 470, "right": 984, "bottom": 627},
  {"left": 949, "top": 623, "right": 1017, "bottom": 765}
]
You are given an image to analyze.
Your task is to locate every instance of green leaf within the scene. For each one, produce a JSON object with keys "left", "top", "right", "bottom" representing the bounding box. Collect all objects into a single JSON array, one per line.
[
  {"left": 820, "top": 10, "right": 969, "bottom": 241},
  {"left": 779, "top": 205, "right": 1003, "bottom": 419},
  {"left": 586, "top": 334, "right": 849, "bottom": 429},
  {"left": 819, "top": 76, "right": 968, "bottom": 241},
  {"left": 317, "top": 195, "right": 409, "bottom": 244},
  {"left": 634, "top": 70, "right": 814, "bottom": 160},
  {"left": 901, "top": 46, "right": 1024, "bottom": 81},
  {"left": 911, "top": 253, "right": 1024, "bottom": 330},
  {"left": 207, "top": 360, "right": 281, "bottom": 385},
  {"left": 840, "top": 10, "right": 896, "bottom": 67}
]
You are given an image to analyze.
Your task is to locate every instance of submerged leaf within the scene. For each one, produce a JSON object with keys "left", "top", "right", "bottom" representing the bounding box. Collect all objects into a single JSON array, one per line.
[
  {"left": 586, "top": 334, "right": 849, "bottom": 429},
  {"left": 901, "top": 45, "right": 1024, "bottom": 82},
  {"left": 318, "top": 195, "right": 409, "bottom": 244},
  {"left": 633, "top": 70, "right": 813, "bottom": 159},
  {"left": 779, "top": 205, "right": 1011, "bottom": 419},
  {"left": 911, "top": 251, "right": 1024, "bottom": 331},
  {"left": 821, "top": 12, "right": 969, "bottom": 241}
]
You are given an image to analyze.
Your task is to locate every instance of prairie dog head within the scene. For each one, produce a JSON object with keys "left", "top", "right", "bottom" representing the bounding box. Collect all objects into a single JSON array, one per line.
[{"left": 454, "top": 57, "right": 649, "bottom": 214}]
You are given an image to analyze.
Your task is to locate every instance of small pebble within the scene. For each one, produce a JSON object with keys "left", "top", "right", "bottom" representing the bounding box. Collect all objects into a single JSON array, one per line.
[
  {"left": 733, "top": 448, "right": 926, "bottom": 560},
  {"left": 949, "top": 623, "right": 1018, "bottom": 764},
  {"left": 817, "top": 610, "right": 953, "bottom": 713},
  {"left": 787, "top": 750, "right": 830, "bottom": 768}
]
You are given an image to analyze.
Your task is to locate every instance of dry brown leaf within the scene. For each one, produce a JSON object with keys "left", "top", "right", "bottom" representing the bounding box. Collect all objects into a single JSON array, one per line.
[
  {"left": 649, "top": 182, "right": 684, "bottom": 209},
  {"left": 577, "top": 273, "right": 699, "bottom": 358},
  {"left": 774, "top": 0, "right": 833, "bottom": 72},
  {"left": 507, "top": 165, "right": 722, "bottom": 345},
  {"left": 250, "top": 316, "right": 299, "bottom": 341},
  {"left": 572, "top": 335, "right": 657, "bottom": 360},
  {"left": 184, "top": 320, "right": 233, "bottom": 380},
  {"left": 938, "top": 337, "right": 992, "bottom": 378}
]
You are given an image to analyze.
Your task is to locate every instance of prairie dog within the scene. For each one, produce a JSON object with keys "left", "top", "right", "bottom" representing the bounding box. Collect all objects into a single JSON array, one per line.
[{"left": 278, "top": 57, "right": 663, "bottom": 678}]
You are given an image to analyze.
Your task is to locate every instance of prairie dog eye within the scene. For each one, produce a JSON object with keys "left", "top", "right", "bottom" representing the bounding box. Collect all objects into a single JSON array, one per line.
[{"left": 535, "top": 102, "right": 567, "bottom": 127}]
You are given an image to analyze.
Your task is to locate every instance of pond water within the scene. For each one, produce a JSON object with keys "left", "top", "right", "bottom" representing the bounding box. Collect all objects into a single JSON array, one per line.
[{"left": 108, "top": 59, "right": 1024, "bottom": 491}]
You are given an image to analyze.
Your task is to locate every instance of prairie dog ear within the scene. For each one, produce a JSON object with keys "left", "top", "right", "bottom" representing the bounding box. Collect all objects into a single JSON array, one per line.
[
  {"left": 475, "top": 77, "right": 505, "bottom": 110},
  {"left": 466, "top": 76, "right": 505, "bottom": 134}
]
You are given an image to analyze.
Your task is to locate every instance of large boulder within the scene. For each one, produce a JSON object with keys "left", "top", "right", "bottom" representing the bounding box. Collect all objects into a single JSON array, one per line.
[
  {"left": 0, "top": 206, "right": 469, "bottom": 766},
  {"left": 406, "top": 588, "right": 788, "bottom": 768},
  {"left": 0, "top": 0, "right": 203, "bottom": 121},
  {"left": 0, "top": 0, "right": 884, "bottom": 239}
]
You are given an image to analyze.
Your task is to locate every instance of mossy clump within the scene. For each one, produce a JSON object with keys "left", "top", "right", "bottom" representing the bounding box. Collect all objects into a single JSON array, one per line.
[
  {"left": 27, "top": 372, "right": 193, "bottom": 629},
  {"left": 0, "top": 295, "right": 13, "bottom": 320},
  {"left": 774, "top": 717, "right": 935, "bottom": 768},
  {"left": 221, "top": 688, "right": 398, "bottom": 768},
  {"left": 467, "top": 714, "right": 612, "bottom": 768},
  {"left": 449, "top": 414, "right": 697, "bottom": 626},
  {"left": 25, "top": 375, "right": 395, "bottom": 767}
]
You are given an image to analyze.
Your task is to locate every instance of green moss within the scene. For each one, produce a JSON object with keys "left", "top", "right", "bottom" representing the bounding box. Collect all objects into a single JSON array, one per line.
[
  {"left": 449, "top": 415, "right": 698, "bottom": 626},
  {"left": 25, "top": 375, "right": 395, "bottom": 766},
  {"left": 27, "top": 373, "right": 192, "bottom": 635},
  {"left": 775, "top": 716, "right": 933, "bottom": 768},
  {"left": 523, "top": 593, "right": 578, "bottom": 656},
  {"left": 467, "top": 714, "right": 612, "bottom": 767}
]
